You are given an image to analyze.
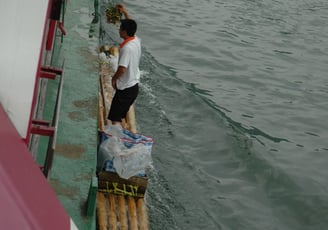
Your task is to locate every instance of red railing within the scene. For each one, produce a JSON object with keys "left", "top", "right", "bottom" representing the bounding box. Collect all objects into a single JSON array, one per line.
[{"left": 30, "top": 61, "right": 65, "bottom": 178}]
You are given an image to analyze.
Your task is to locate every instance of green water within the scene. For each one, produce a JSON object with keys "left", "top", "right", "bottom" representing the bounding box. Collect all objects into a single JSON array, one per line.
[{"left": 115, "top": 0, "right": 328, "bottom": 229}]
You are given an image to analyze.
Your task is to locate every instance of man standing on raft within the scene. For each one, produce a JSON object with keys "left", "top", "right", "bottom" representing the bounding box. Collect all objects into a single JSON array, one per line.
[{"left": 108, "top": 5, "right": 141, "bottom": 126}]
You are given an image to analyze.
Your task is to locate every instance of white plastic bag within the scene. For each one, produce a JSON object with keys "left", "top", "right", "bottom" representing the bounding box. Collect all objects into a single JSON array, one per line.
[
  {"left": 113, "top": 142, "right": 151, "bottom": 179},
  {"left": 108, "top": 54, "right": 118, "bottom": 74},
  {"left": 97, "top": 124, "right": 124, "bottom": 172},
  {"left": 97, "top": 126, "right": 154, "bottom": 179}
]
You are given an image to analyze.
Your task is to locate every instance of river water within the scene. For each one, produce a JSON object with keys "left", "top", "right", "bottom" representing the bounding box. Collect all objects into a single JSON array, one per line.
[{"left": 100, "top": 0, "right": 328, "bottom": 229}]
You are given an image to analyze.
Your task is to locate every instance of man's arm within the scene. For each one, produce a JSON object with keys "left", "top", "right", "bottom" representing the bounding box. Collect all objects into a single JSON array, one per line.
[
  {"left": 112, "top": 66, "right": 126, "bottom": 90},
  {"left": 116, "top": 4, "right": 131, "bottom": 19}
]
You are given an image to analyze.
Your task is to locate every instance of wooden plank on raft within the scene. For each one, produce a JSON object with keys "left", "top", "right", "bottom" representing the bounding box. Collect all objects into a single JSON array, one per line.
[{"left": 98, "top": 171, "right": 148, "bottom": 198}]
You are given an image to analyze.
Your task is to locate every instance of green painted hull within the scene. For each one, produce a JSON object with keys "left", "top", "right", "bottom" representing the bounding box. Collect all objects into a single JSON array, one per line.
[{"left": 37, "top": 1, "right": 100, "bottom": 229}]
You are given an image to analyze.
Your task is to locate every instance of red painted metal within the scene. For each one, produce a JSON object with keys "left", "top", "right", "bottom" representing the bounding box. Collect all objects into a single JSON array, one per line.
[
  {"left": 32, "top": 119, "right": 51, "bottom": 126},
  {"left": 58, "top": 21, "right": 67, "bottom": 35},
  {"left": 0, "top": 104, "right": 70, "bottom": 229},
  {"left": 41, "top": 66, "right": 63, "bottom": 75},
  {"left": 25, "top": 0, "right": 53, "bottom": 145},
  {"left": 31, "top": 124, "right": 55, "bottom": 137},
  {"left": 46, "top": 19, "right": 57, "bottom": 51},
  {"left": 40, "top": 70, "right": 57, "bottom": 79}
]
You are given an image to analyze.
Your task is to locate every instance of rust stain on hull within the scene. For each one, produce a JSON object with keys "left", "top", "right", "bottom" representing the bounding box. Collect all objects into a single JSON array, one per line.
[
  {"left": 55, "top": 143, "right": 85, "bottom": 159},
  {"left": 71, "top": 97, "right": 98, "bottom": 120},
  {"left": 50, "top": 178, "right": 79, "bottom": 199}
]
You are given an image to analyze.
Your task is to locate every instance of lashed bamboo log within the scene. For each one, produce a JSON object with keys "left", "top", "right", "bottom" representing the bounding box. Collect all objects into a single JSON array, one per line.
[
  {"left": 98, "top": 92, "right": 105, "bottom": 131},
  {"left": 137, "top": 198, "right": 149, "bottom": 230},
  {"left": 96, "top": 192, "right": 108, "bottom": 230},
  {"left": 118, "top": 195, "right": 128, "bottom": 230},
  {"left": 108, "top": 193, "right": 117, "bottom": 230},
  {"left": 128, "top": 197, "right": 138, "bottom": 230}
]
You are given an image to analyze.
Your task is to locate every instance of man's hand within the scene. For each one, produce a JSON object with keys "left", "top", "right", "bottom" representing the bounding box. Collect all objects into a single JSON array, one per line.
[
  {"left": 111, "top": 66, "right": 127, "bottom": 90},
  {"left": 111, "top": 77, "right": 117, "bottom": 90},
  {"left": 116, "top": 4, "right": 130, "bottom": 19}
]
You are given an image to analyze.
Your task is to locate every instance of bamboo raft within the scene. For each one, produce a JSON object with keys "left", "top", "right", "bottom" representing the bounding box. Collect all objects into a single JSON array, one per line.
[{"left": 96, "top": 47, "right": 149, "bottom": 230}]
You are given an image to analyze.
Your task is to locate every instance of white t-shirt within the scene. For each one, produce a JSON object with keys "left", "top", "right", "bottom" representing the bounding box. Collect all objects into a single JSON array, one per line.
[{"left": 116, "top": 37, "right": 141, "bottom": 90}]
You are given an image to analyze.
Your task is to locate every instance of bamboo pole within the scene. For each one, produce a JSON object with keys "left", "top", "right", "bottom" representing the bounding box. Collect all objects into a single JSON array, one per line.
[
  {"left": 108, "top": 193, "right": 117, "bottom": 230},
  {"left": 96, "top": 192, "right": 108, "bottom": 230},
  {"left": 128, "top": 197, "right": 138, "bottom": 230},
  {"left": 99, "top": 75, "right": 109, "bottom": 127},
  {"left": 118, "top": 195, "right": 128, "bottom": 230},
  {"left": 98, "top": 92, "right": 105, "bottom": 131},
  {"left": 137, "top": 198, "right": 149, "bottom": 230}
]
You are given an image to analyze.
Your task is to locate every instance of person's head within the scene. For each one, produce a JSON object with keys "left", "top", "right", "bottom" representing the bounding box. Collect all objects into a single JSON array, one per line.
[{"left": 119, "top": 19, "right": 137, "bottom": 37}]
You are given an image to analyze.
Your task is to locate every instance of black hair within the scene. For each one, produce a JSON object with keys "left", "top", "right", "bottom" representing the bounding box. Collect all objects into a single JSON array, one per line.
[{"left": 120, "top": 19, "right": 137, "bottom": 36}]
